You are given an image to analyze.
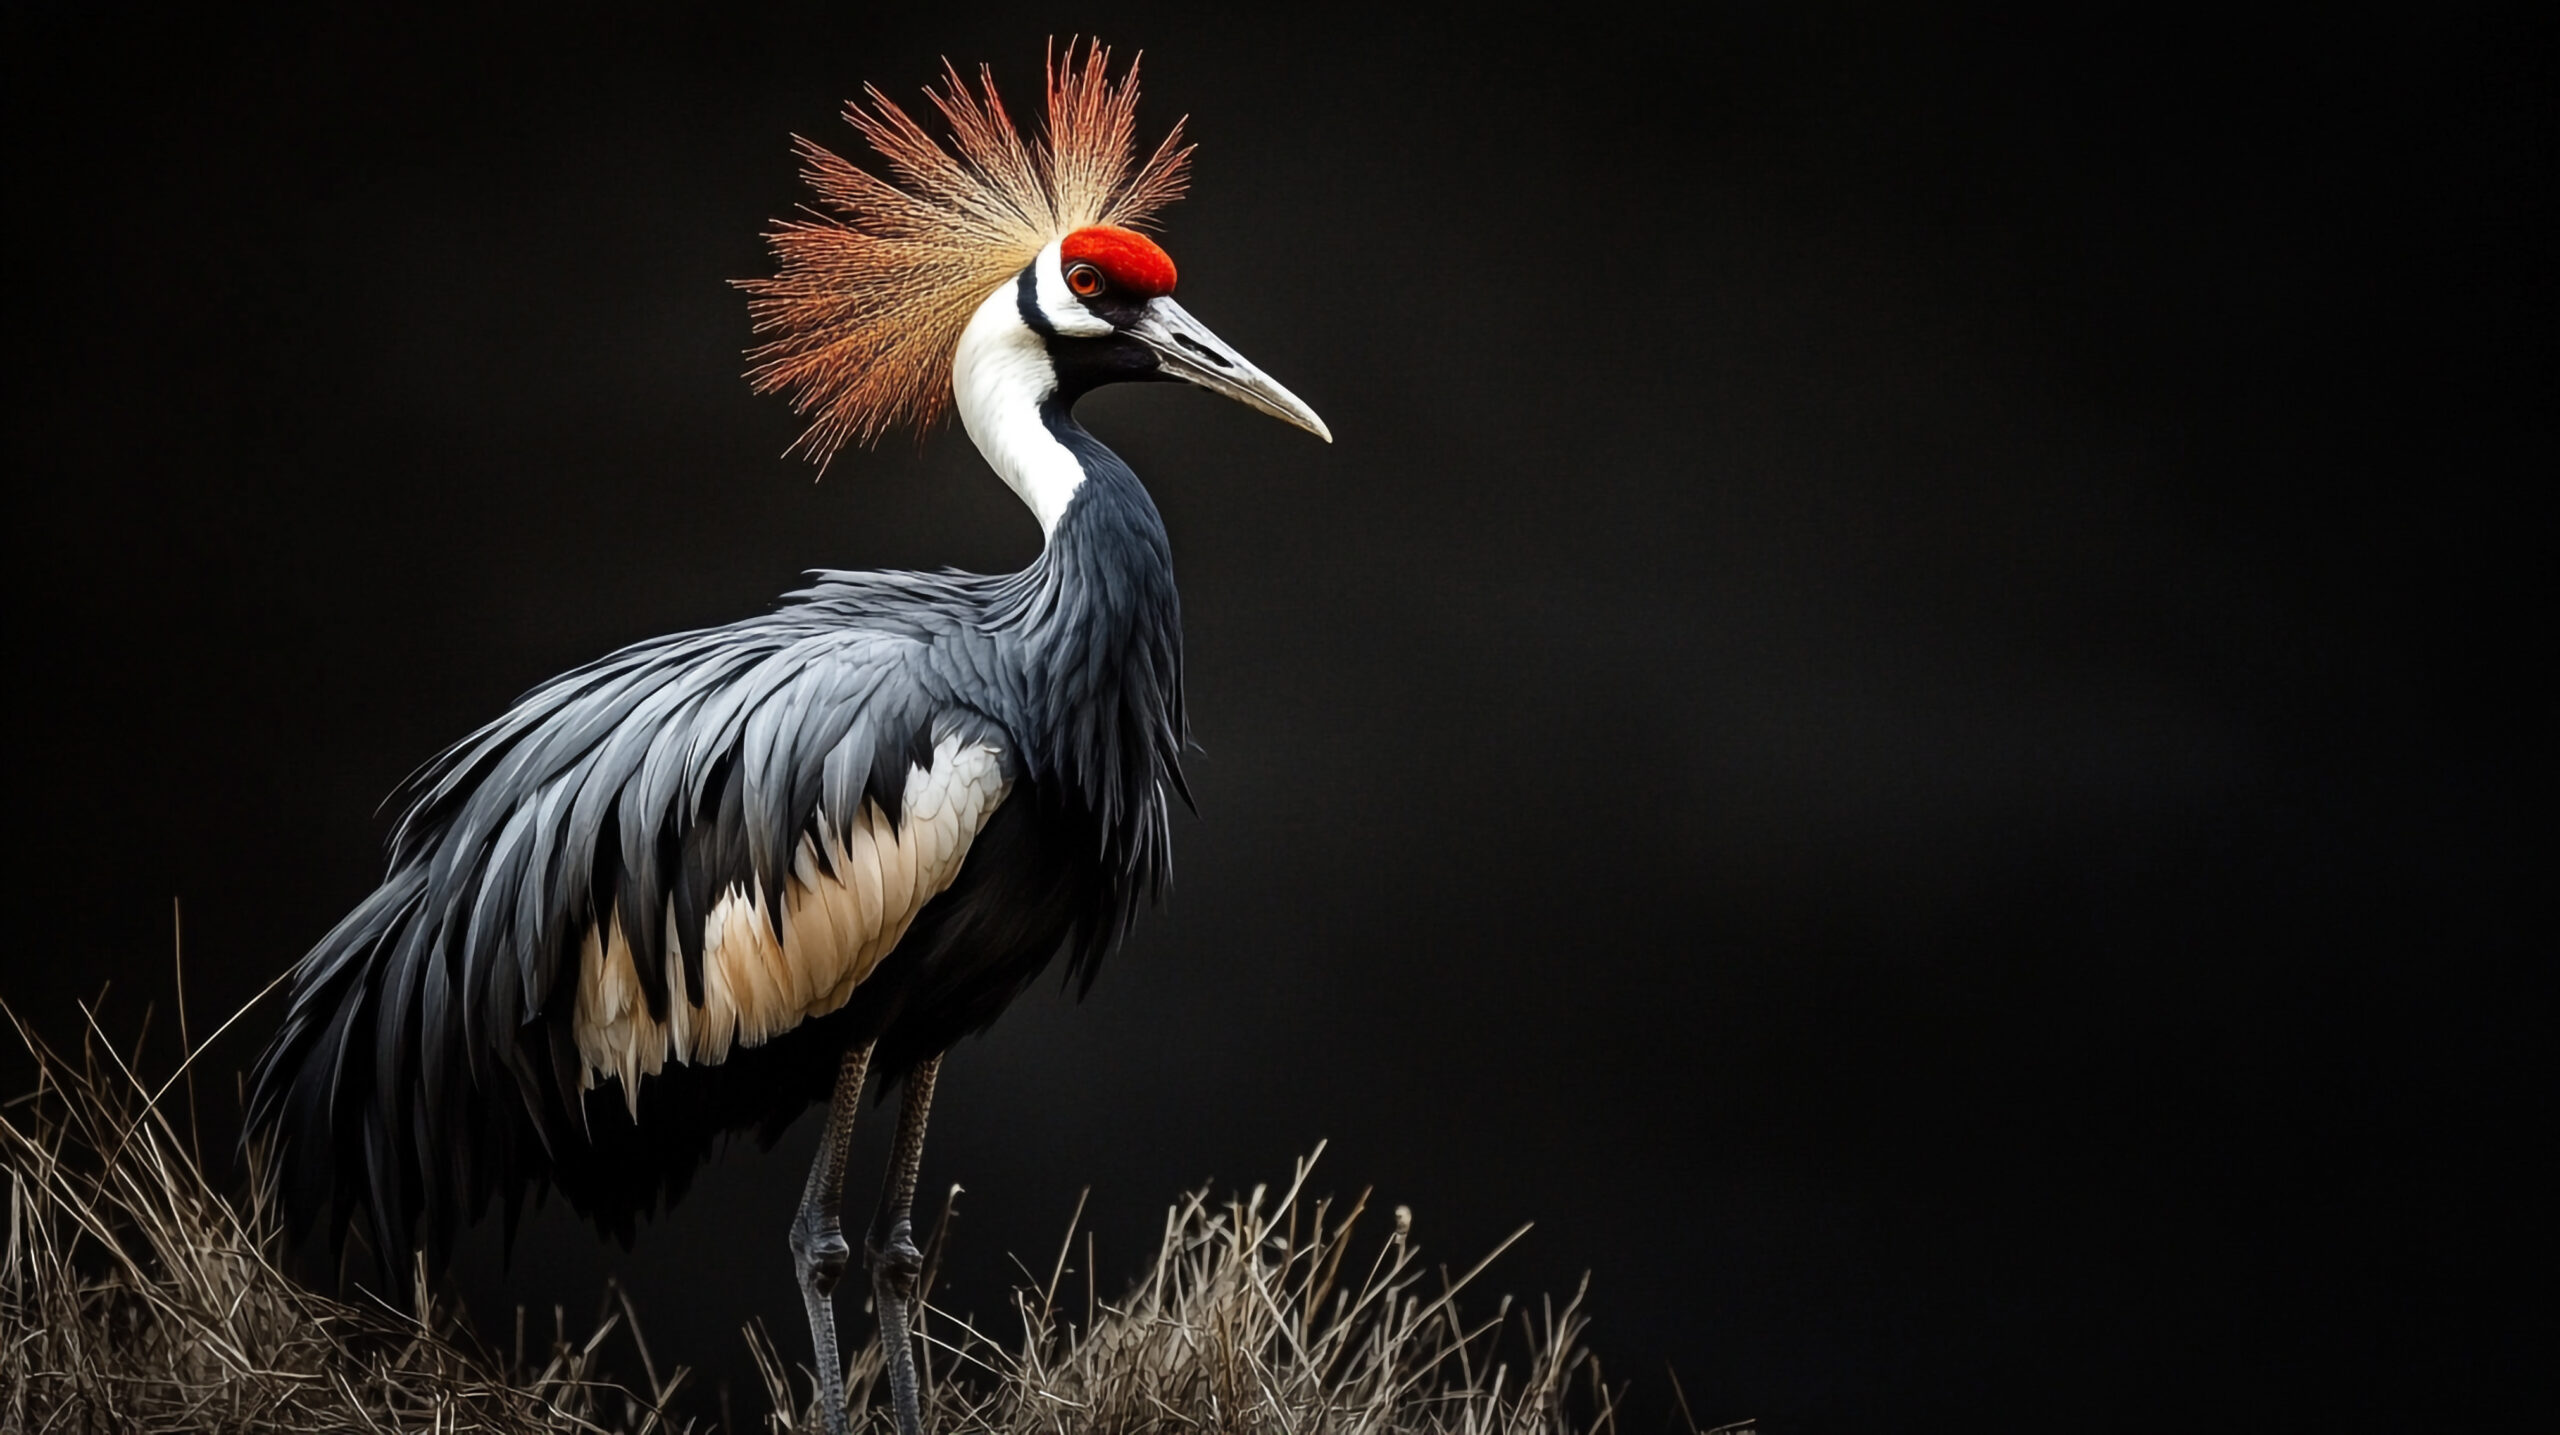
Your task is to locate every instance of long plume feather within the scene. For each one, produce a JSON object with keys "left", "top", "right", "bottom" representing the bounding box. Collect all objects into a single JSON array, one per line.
[{"left": 739, "top": 41, "right": 1193, "bottom": 465}]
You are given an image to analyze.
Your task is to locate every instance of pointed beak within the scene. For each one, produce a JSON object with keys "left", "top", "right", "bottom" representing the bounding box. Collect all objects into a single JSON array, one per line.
[{"left": 1127, "top": 298, "right": 1332, "bottom": 443}]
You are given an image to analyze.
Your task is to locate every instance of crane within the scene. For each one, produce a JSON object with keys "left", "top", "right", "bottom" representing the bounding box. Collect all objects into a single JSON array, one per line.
[{"left": 243, "top": 45, "right": 1326, "bottom": 1435}]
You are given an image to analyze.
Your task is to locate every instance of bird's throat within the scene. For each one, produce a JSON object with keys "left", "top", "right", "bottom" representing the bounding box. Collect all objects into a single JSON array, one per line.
[{"left": 954, "top": 280, "right": 1088, "bottom": 540}]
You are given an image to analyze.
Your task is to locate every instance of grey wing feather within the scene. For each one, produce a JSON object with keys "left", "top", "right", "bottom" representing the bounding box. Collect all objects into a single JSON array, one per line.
[{"left": 247, "top": 586, "right": 1013, "bottom": 1275}]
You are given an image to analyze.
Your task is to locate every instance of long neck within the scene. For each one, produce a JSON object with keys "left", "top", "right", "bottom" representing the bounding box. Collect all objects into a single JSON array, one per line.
[
  {"left": 953, "top": 274, "right": 1095, "bottom": 540},
  {"left": 952, "top": 275, "right": 1188, "bottom": 904},
  {"left": 951, "top": 272, "right": 1179, "bottom": 667}
]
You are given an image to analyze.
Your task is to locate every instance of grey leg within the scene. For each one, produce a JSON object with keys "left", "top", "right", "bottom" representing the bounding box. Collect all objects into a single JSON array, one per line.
[
  {"left": 789, "top": 1042, "right": 873, "bottom": 1435},
  {"left": 867, "top": 1054, "right": 942, "bottom": 1435}
]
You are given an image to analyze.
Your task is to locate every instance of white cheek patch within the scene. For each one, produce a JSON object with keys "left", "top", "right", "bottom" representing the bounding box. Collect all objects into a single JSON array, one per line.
[
  {"left": 952, "top": 275, "right": 1091, "bottom": 537},
  {"left": 1032, "top": 237, "right": 1115, "bottom": 337}
]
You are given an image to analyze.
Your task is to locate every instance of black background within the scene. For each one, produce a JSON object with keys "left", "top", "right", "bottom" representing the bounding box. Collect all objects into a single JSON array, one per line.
[{"left": 5, "top": 4, "right": 2542, "bottom": 1430}]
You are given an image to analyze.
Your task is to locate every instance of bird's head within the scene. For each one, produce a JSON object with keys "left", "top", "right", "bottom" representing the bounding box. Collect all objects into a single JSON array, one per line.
[
  {"left": 992, "top": 225, "right": 1328, "bottom": 440},
  {"left": 739, "top": 42, "right": 1327, "bottom": 469}
]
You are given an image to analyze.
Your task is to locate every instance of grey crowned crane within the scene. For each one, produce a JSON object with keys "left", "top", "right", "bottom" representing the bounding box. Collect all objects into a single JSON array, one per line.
[{"left": 244, "top": 46, "right": 1326, "bottom": 1435}]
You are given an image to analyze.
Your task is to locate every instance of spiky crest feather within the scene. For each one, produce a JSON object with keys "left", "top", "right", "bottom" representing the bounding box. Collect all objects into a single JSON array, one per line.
[{"left": 740, "top": 42, "right": 1193, "bottom": 465}]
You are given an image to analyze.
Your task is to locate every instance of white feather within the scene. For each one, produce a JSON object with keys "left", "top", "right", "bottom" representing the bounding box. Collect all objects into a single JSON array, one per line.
[
  {"left": 572, "top": 736, "right": 1012, "bottom": 1104},
  {"left": 953, "top": 258, "right": 1089, "bottom": 539}
]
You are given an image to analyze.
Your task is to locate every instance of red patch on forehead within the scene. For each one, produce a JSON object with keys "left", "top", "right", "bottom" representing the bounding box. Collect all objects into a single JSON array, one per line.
[{"left": 1062, "top": 226, "right": 1178, "bottom": 298}]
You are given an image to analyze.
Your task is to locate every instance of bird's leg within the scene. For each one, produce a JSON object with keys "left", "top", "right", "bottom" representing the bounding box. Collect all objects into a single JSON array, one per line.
[
  {"left": 867, "top": 1054, "right": 942, "bottom": 1435},
  {"left": 790, "top": 1042, "right": 873, "bottom": 1435}
]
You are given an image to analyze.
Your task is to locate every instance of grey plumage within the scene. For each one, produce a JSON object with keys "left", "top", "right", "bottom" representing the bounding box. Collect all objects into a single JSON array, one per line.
[
  {"left": 248, "top": 437, "right": 1186, "bottom": 1272},
  {"left": 236, "top": 61, "right": 1335, "bottom": 1435}
]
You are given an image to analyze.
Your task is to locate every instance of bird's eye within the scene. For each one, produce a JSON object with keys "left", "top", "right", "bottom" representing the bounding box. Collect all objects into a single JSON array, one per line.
[{"left": 1065, "top": 262, "right": 1107, "bottom": 298}]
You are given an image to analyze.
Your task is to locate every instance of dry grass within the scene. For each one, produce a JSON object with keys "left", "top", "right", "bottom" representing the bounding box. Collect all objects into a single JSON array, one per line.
[
  {"left": 758, "top": 1153, "right": 1614, "bottom": 1435},
  {"left": 4, "top": 998, "right": 1638, "bottom": 1435},
  {"left": 2, "top": 1005, "right": 679, "bottom": 1433}
]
